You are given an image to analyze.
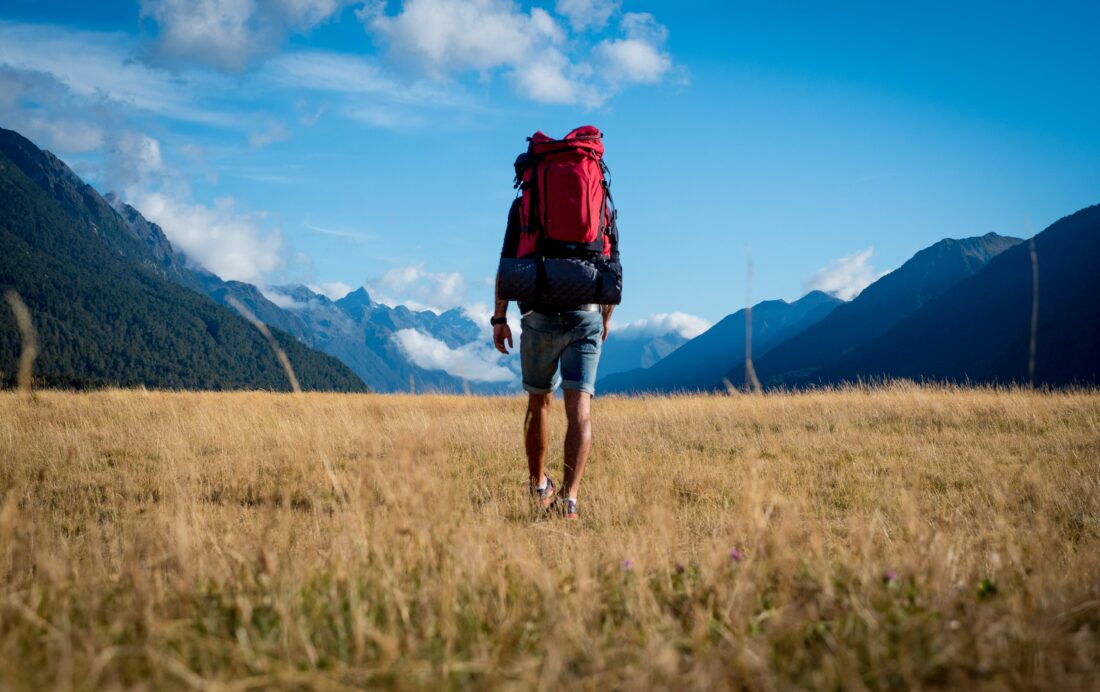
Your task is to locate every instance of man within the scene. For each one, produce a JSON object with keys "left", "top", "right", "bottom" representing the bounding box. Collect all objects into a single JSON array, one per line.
[{"left": 492, "top": 198, "right": 614, "bottom": 521}]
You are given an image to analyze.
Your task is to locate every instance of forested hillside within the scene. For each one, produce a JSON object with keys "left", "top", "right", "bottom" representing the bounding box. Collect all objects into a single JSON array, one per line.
[{"left": 0, "top": 127, "right": 367, "bottom": 391}]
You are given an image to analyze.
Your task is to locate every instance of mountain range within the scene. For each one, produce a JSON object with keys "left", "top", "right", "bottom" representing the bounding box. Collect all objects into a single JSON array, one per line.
[
  {"left": 2, "top": 125, "right": 1096, "bottom": 392},
  {"left": 723, "top": 232, "right": 1024, "bottom": 389},
  {"left": 607, "top": 211, "right": 1096, "bottom": 392},
  {"left": 817, "top": 204, "right": 1100, "bottom": 386}
]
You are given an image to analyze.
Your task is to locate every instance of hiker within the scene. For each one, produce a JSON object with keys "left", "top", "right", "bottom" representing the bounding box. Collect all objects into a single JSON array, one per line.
[{"left": 491, "top": 126, "right": 622, "bottom": 521}]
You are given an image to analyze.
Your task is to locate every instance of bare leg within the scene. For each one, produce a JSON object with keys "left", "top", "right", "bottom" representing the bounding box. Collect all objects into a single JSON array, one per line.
[
  {"left": 525, "top": 393, "right": 552, "bottom": 484},
  {"left": 562, "top": 390, "right": 593, "bottom": 499}
]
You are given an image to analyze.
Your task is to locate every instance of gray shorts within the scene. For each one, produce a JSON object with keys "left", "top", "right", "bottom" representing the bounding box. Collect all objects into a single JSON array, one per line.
[{"left": 520, "top": 310, "right": 603, "bottom": 396}]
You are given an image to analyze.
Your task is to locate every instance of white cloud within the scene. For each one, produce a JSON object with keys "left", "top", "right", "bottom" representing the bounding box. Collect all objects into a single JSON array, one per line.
[
  {"left": 620, "top": 11, "right": 668, "bottom": 43},
  {"left": 510, "top": 48, "right": 599, "bottom": 106},
  {"left": 614, "top": 312, "right": 712, "bottom": 340},
  {"left": 267, "top": 50, "right": 401, "bottom": 94},
  {"left": 264, "top": 49, "right": 472, "bottom": 126},
  {"left": 361, "top": 0, "right": 673, "bottom": 107},
  {"left": 129, "top": 190, "right": 285, "bottom": 284},
  {"left": 109, "top": 132, "right": 167, "bottom": 184},
  {"left": 261, "top": 287, "right": 308, "bottom": 310},
  {"left": 393, "top": 328, "right": 514, "bottom": 382},
  {"left": 140, "top": 0, "right": 354, "bottom": 71},
  {"left": 307, "top": 281, "right": 356, "bottom": 300},
  {"left": 594, "top": 37, "right": 670, "bottom": 84},
  {"left": 593, "top": 13, "right": 671, "bottom": 85},
  {"left": 249, "top": 120, "right": 290, "bottom": 148},
  {"left": 0, "top": 66, "right": 110, "bottom": 155},
  {"left": 367, "top": 264, "right": 468, "bottom": 313},
  {"left": 0, "top": 21, "right": 235, "bottom": 127},
  {"left": 461, "top": 302, "right": 495, "bottom": 337},
  {"left": 804, "top": 248, "right": 882, "bottom": 300},
  {"left": 555, "top": 0, "right": 620, "bottom": 32},
  {"left": 366, "top": 0, "right": 563, "bottom": 75},
  {"left": 304, "top": 223, "right": 373, "bottom": 241}
]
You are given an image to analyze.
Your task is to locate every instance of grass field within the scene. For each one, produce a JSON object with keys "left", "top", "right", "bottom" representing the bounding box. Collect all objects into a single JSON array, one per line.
[{"left": 1, "top": 386, "right": 1098, "bottom": 690}]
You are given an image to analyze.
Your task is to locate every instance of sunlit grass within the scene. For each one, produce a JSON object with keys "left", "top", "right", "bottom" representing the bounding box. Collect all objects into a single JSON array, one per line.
[{"left": 1, "top": 385, "right": 1097, "bottom": 689}]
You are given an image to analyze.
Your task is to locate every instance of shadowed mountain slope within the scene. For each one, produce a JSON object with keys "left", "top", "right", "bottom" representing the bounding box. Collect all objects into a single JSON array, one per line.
[
  {"left": 728, "top": 233, "right": 1023, "bottom": 388},
  {"left": 0, "top": 127, "right": 366, "bottom": 391},
  {"left": 600, "top": 291, "right": 841, "bottom": 394},
  {"left": 820, "top": 204, "right": 1100, "bottom": 386}
]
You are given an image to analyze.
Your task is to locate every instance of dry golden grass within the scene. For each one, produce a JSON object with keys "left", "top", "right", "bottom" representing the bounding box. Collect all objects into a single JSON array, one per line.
[{"left": 1, "top": 386, "right": 1098, "bottom": 690}]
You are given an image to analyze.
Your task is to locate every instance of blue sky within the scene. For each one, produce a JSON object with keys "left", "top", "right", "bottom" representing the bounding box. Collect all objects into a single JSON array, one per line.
[{"left": 1, "top": 0, "right": 1098, "bottom": 336}]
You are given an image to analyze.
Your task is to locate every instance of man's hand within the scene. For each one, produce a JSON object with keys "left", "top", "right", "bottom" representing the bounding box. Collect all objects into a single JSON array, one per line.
[
  {"left": 493, "top": 322, "right": 513, "bottom": 354},
  {"left": 601, "top": 305, "right": 614, "bottom": 342}
]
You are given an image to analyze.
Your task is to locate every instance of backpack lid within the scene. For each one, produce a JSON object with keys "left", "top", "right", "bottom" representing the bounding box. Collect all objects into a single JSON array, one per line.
[{"left": 527, "top": 125, "right": 604, "bottom": 158}]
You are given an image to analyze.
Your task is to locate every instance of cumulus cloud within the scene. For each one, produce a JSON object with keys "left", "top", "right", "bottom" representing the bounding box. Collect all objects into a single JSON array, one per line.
[
  {"left": 804, "top": 248, "right": 882, "bottom": 300},
  {"left": 130, "top": 190, "right": 285, "bottom": 284},
  {"left": 614, "top": 312, "right": 712, "bottom": 340},
  {"left": 593, "top": 12, "right": 671, "bottom": 85},
  {"left": 361, "top": 0, "right": 674, "bottom": 107},
  {"left": 393, "top": 329, "right": 514, "bottom": 382},
  {"left": 555, "top": 0, "right": 620, "bottom": 32},
  {"left": 307, "top": 281, "right": 356, "bottom": 300},
  {"left": 140, "top": 0, "right": 354, "bottom": 71},
  {"left": 365, "top": 0, "right": 564, "bottom": 75},
  {"left": 367, "top": 264, "right": 468, "bottom": 313}
]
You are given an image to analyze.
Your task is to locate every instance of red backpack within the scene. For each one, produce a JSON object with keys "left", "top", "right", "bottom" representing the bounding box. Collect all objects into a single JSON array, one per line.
[{"left": 514, "top": 125, "right": 617, "bottom": 260}]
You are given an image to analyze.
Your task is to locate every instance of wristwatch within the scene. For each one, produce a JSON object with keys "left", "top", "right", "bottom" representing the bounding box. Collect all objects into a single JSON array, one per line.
[{"left": 490, "top": 315, "right": 508, "bottom": 326}]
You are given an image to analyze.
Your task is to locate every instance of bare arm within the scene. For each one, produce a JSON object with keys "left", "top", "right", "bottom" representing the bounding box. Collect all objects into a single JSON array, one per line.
[
  {"left": 492, "top": 274, "right": 513, "bottom": 354},
  {"left": 601, "top": 304, "right": 614, "bottom": 341}
]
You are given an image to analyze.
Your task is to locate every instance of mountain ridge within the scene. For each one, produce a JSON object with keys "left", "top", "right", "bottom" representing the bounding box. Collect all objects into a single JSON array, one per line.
[
  {"left": 818, "top": 204, "right": 1100, "bottom": 386},
  {"left": 725, "top": 232, "right": 1024, "bottom": 389},
  {"left": 0, "top": 126, "right": 366, "bottom": 391}
]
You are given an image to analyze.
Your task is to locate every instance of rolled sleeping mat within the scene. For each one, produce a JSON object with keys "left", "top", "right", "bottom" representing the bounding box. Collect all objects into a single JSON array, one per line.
[{"left": 497, "top": 256, "right": 622, "bottom": 306}]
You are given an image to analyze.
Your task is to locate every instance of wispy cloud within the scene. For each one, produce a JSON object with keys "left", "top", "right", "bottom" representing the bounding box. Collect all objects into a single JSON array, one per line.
[
  {"left": 304, "top": 223, "right": 374, "bottom": 242},
  {"left": 0, "top": 21, "right": 239, "bottom": 128},
  {"left": 249, "top": 120, "right": 290, "bottom": 149},
  {"left": 804, "top": 248, "right": 884, "bottom": 300}
]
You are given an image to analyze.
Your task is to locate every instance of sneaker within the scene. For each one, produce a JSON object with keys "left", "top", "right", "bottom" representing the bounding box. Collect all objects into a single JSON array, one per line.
[
  {"left": 530, "top": 476, "right": 556, "bottom": 509},
  {"left": 557, "top": 497, "right": 578, "bottom": 521}
]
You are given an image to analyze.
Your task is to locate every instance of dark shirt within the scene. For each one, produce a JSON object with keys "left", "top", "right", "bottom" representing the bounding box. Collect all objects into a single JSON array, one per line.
[
  {"left": 499, "top": 198, "right": 537, "bottom": 313},
  {"left": 499, "top": 197, "right": 523, "bottom": 260}
]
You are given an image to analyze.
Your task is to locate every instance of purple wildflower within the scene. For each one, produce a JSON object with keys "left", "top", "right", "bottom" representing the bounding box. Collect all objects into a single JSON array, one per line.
[
  {"left": 883, "top": 570, "right": 898, "bottom": 584},
  {"left": 674, "top": 562, "right": 686, "bottom": 575},
  {"left": 621, "top": 559, "right": 634, "bottom": 572},
  {"left": 728, "top": 548, "right": 744, "bottom": 563}
]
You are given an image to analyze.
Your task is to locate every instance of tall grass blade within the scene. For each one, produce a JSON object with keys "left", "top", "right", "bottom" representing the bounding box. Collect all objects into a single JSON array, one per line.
[
  {"left": 1028, "top": 234, "right": 1039, "bottom": 388},
  {"left": 3, "top": 290, "right": 38, "bottom": 393},
  {"left": 744, "top": 247, "right": 763, "bottom": 394},
  {"left": 226, "top": 296, "right": 301, "bottom": 393}
]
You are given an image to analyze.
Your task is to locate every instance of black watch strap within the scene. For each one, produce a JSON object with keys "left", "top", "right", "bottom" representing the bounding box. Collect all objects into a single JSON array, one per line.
[{"left": 490, "top": 316, "right": 508, "bottom": 326}]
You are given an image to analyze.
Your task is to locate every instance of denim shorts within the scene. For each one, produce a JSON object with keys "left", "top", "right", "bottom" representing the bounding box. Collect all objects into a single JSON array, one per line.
[{"left": 520, "top": 310, "right": 604, "bottom": 395}]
